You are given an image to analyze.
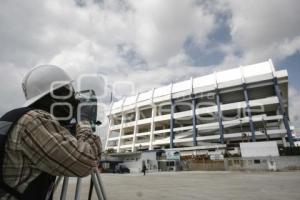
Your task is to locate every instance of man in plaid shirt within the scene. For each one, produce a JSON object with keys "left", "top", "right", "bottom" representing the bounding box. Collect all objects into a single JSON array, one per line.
[{"left": 0, "top": 65, "right": 102, "bottom": 200}]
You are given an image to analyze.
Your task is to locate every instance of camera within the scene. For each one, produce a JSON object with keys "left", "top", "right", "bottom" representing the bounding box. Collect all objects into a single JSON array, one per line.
[{"left": 75, "top": 90, "right": 102, "bottom": 132}]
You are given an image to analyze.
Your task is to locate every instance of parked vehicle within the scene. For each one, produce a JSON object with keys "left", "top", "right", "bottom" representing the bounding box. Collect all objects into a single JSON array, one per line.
[{"left": 115, "top": 165, "right": 130, "bottom": 174}]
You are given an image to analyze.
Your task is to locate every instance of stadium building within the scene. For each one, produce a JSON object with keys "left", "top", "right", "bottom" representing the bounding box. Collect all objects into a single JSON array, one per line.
[{"left": 105, "top": 60, "right": 295, "bottom": 155}]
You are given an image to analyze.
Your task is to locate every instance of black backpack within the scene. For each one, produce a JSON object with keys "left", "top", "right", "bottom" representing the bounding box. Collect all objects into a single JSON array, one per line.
[{"left": 0, "top": 108, "right": 56, "bottom": 200}]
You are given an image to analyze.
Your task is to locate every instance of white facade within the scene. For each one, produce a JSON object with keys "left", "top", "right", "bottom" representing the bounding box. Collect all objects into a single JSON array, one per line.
[{"left": 105, "top": 60, "right": 294, "bottom": 153}]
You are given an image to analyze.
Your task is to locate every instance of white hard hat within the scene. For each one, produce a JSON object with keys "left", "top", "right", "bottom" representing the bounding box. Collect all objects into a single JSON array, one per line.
[{"left": 22, "top": 65, "right": 72, "bottom": 107}]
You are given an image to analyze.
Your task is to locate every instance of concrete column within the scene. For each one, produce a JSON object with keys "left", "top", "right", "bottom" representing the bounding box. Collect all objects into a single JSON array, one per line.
[
  {"left": 282, "top": 133, "right": 288, "bottom": 147},
  {"left": 273, "top": 77, "right": 294, "bottom": 147},
  {"left": 105, "top": 102, "right": 113, "bottom": 151},
  {"left": 104, "top": 116, "right": 112, "bottom": 151},
  {"left": 131, "top": 108, "right": 140, "bottom": 152},
  {"left": 192, "top": 95, "right": 198, "bottom": 146},
  {"left": 170, "top": 99, "right": 175, "bottom": 148},
  {"left": 149, "top": 105, "right": 156, "bottom": 150},
  {"left": 216, "top": 92, "right": 224, "bottom": 144},
  {"left": 117, "top": 114, "right": 125, "bottom": 153},
  {"left": 243, "top": 84, "right": 256, "bottom": 142}
]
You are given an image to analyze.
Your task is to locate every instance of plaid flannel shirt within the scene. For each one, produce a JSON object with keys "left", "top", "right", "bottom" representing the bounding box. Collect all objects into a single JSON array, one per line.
[{"left": 1, "top": 109, "right": 102, "bottom": 200}]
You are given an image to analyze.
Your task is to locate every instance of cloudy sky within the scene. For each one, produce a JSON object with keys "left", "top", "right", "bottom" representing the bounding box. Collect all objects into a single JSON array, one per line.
[{"left": 1, "top": 0, "right": 300, "bottom": 137}]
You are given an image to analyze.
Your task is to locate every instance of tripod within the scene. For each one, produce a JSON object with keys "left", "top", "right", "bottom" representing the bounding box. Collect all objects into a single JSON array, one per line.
[
  {"left": 53, "top": 89, "right": 105, "bottom": 199},
  {"left": 52, "top": 169, "right": 107, "bottom": 200}
]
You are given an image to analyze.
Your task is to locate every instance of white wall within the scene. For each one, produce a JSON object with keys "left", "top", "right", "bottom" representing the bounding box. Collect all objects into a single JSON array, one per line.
[
  {"left": 240, "top": 141, "right": 279, "bottom": 158},
  {"left": 122, "top": 152, "right": 158, "bottom": 173},
  {"left": 123, "top": 160, "right": 142, "bottom": 173}
]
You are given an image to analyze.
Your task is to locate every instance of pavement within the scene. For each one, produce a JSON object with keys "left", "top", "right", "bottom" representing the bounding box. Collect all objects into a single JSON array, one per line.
[{"left": 53, "top": 171, "right": 300, "bottom": 200}]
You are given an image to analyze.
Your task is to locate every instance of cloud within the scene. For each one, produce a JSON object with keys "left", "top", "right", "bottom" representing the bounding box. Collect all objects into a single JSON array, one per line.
[
  {"left": 43, "top": 0, "right": 220, "bottom": 98},
  {"left": 47, "top": 0, "right": 217, "bottom": 69},
  {"left": 131, "top": 0, "right": 216, "bottom": 65},
  {"left": 289, "top": 86, "right": 300, "bottom": 136},
  {"left": 225, "top": 0, "right": 300, "bottom": 64},
  {"left": 0, "top": 63, "right": 27, "bottom": 112},
  {"left": 0, "top": 0, "right": 300, "bottom": 140}
]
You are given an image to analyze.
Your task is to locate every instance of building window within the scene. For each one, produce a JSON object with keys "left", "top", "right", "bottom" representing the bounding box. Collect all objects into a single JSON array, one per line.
[{"left": 254, "top": 160, "right": 261, "bottom": 164}]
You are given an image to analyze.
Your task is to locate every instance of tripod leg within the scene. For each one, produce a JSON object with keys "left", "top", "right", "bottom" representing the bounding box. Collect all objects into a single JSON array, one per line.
[
  {"left": 88, "top": 176, "right": 94, "bottom": 200},
  {"left": 91, "top": 172, "right": 104, "bottom": 200},
  {"left": 74, "top": 178, "right": 82, "bottom": 200},
  {"left": 60, "top": 177, "right": 69, "bottom": 200},
  {"left": 52, "top": 176, "right": 63, "bottom": 196},
  {"left": 46, "top": 176, "right": 60, "bottom": 200},
  {"left": 95, "top": 170, "right": 107, "bottom": 200}
]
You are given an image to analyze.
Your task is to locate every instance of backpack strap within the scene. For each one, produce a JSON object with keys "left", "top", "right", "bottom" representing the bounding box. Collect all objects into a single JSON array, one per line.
[{"left": 0, "top": 107, "right": 33, "bottom": 200}]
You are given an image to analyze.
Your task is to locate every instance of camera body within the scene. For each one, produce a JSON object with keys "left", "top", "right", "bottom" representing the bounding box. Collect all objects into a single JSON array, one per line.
[{"left": 75, "top": 90, "right": 101, "bottom": 132}]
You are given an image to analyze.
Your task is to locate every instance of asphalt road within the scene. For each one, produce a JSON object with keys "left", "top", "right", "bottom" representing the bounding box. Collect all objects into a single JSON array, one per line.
[{"left": 53, "top": 171, "right": 300, "bottom": 200}]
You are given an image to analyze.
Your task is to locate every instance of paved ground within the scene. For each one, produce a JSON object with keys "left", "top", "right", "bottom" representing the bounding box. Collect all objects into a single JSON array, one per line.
[{"left": 53, "top": 171, "right": 300, "bottom": 200}]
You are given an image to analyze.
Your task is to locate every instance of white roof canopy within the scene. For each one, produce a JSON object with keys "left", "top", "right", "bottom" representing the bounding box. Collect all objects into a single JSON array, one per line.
[{"left": 109, "top": 59, "right": 285, "bottom": 113}]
